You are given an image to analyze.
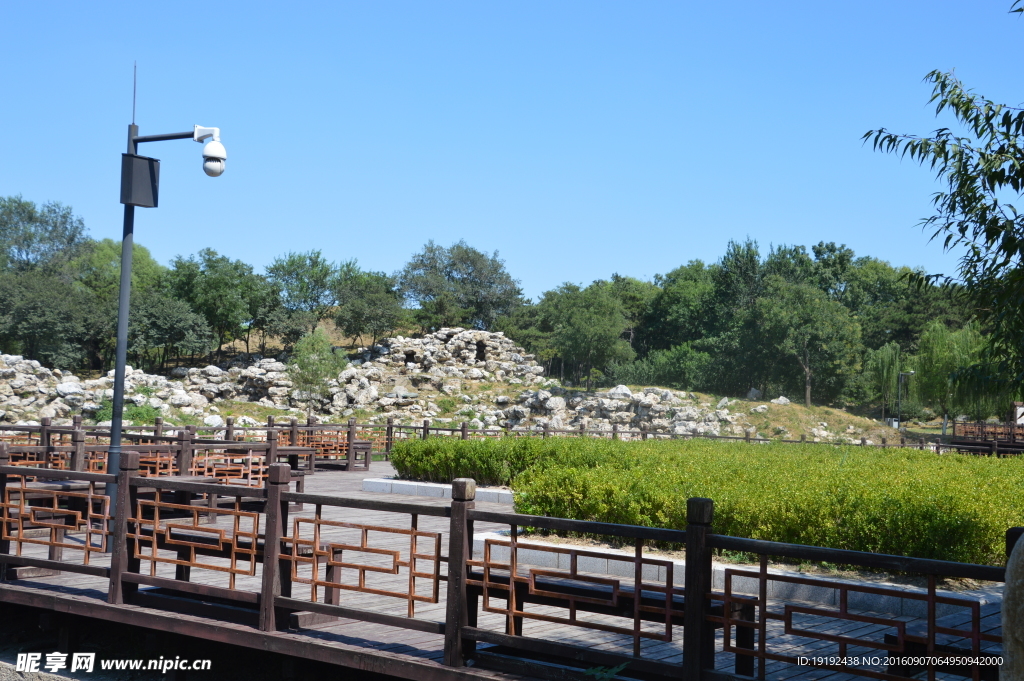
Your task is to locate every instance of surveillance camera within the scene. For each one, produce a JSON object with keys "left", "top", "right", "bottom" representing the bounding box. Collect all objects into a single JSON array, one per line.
[
  {"left": 194, "top": 125, "right": 226, "bottom": 177},
  {"left": 202, "top": 140, "right": 227, "bottom": 177}
]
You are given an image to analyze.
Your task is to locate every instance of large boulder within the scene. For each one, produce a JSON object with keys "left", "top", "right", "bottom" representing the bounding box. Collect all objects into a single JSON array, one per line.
[{"left": 607, "top": 385, "right": 632, "bottom": 400}]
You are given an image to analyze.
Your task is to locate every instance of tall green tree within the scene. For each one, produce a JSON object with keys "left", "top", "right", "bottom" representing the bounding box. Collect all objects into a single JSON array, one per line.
[
  {"left": 398, "top": 240, "right": 523, "bottom": 331},
  {"left": 865, "top": 342, "right": 902, "bottom": 421},
  {"left": 266, "top": 251, "right": 343, "bottom": 332},
  {"left": 538, "top": 283, "right": 635, "bottom": 389},
  {"left": 914, "top": 321, "right": 991, "bottom": 434},
  {"left": 168, "top": 249, "right": 258, "bottom": 356},
  {"left": 334, "top": 270, "right": 404, "bottom": 350},
  {"left": 0, "top": 196, "right": 87, "bottom": 272},
  {"left": 755, "top": 278, "right": 862, "bottom": 407}
]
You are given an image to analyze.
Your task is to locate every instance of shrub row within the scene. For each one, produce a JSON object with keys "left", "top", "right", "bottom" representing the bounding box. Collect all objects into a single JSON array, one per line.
[{"left": 391, "top": 437, "right": 1024, "bottom": 565}]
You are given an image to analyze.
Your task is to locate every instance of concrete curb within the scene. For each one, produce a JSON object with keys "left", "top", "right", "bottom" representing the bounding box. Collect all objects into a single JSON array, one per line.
[
  {"left": 361, "top": 478, "right": 514, "bottom": 505},
  {"left": 471, "top": 531, "right": 1003, "bottom": 619}
]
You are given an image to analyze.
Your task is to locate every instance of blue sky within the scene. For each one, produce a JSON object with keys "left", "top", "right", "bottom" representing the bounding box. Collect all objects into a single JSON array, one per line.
[{"left": 2, "top": 1, "right": 1021, "bottom": 301}]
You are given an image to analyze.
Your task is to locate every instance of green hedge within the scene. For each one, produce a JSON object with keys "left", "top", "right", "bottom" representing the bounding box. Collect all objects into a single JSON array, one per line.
[{"left": 392, "top": 437, "right": 1024, "bottom": 565}]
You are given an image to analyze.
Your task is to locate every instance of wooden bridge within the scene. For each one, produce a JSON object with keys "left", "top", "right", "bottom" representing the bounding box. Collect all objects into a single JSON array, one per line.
[{"left": 0, "top": 422, "right": 1009, "bottom": 681}]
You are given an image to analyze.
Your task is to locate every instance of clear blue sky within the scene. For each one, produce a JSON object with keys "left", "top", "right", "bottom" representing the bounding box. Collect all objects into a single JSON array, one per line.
[{"left": 2, "top": 1, "right": 1020, "bottom": 301}]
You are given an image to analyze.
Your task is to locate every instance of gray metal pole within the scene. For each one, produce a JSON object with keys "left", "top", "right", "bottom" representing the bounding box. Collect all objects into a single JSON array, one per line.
[{"left": 106, "top": 123, "right": 139, "bottom": 508}]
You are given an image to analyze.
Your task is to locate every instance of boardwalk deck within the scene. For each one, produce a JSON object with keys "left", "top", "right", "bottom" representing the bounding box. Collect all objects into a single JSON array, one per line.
[{"left": 0, "top": 462, "right": 1004, "bottom": 681}]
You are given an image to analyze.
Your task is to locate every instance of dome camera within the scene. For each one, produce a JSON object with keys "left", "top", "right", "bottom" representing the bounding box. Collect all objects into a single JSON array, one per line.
[
  {"left": 194, "top": 125, "right": 226, "bottom": 177},
  {"left": 202, "top": 140, "right": 227, "bottom": 177}
]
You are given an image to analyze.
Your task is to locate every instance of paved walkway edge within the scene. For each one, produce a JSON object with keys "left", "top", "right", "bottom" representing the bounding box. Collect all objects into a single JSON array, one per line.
[{"left": 361, "top": 478, "right": 514, "bottom": 504}]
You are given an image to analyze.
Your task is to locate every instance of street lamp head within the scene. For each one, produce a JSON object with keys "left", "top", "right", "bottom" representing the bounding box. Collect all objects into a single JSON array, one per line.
[{"left": 194, "top": 125, "right": 226, "bottom": 177}]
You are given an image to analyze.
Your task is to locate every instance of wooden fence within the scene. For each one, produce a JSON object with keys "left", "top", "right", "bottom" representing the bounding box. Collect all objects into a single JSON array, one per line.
[
  {"left": 6, "top": 413, "right": 1017, "bottom": 462},
  {"left": 0, "top": 450, "right": 1010, "bottom": 681}
]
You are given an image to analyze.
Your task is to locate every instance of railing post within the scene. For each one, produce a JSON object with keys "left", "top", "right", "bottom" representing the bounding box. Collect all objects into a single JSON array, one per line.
[
  {"left": 154, "top": 416, "right": 164, "bottom": 440},
  {"left": 108, "top": 451, "right": 140, "bottom": 604},
  {"left": 684, "top": 497, "right": 714, "bottom": 680},
  {"left": 0, "top": 443, "right": 9, "bottom": 580},
  {"left": 461, "top": 421, "right": 469, "bottom": 440},
  {"left": 423, "top": 419, "right": 430, "bottom": 440},
  {"left": 745, "top": 430, "right": 751, "bottom": 444},
  {"left": 543, "top": 423, "right": 550, "bottom": 439},
  {"left": 347, "top": 418, "right": 356, "bottom": 470},
  {"left": 177, "top": 430, "right": 193, "bottom": 476},
  {"left": 861, "top": 437, "right": 866, "bottom": 446},
  {"left": 800, "top": 434, "right": 806, "bottom": 444},
  {"left": 225, "top": 417, "right": 234, "bottom": 442},
  {"left": 70, "top": 428, "right": 86, "bottom": 471},
  {"left": 579, "top": 423, "right": 586, "bottom": 437},
  {"left": 259, "top": 463, "right": 291, "bottom": 631},
  {"left": 385, "top": 417, "right": 394, "bottom": 459},
  {"left": 72, "top": 414, "right": 82, "bottom": 430},
  {"left": 289, "top": 418, "right": 298, "bottom": 448},
  {"left": 267, "top": 429, "right": 279, "bottom": 470},
  {"left": 881, "top": 437, "right": 887, "bottom": 448},
  {"left": 612, "top": 424, "right": 619, "bottom": 441},
  {"left": 641, "top": 423, "right": 648, "bottom": 441},
  {"left": 39, "top": 417, "right": 52, "bottom": 467},
  {"left": 444, "top": 478, "right": 477, "bottom": 667}
]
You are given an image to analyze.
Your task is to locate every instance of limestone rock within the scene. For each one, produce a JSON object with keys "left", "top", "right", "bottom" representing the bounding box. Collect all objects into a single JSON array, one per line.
[
  {"left": 607, "top": 385, "right": 632, "bottom": 400},
  {"left": 746, "top": 388, "right": 762, "bottom": 400},
  {"left": 770, "top": 396, "right": 791, "bottom": 405}
]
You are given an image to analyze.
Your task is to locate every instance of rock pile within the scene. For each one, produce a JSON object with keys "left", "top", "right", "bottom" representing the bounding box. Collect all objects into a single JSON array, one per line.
[{"left": 0, "top": 329, "right": 547, "bottom": 426}]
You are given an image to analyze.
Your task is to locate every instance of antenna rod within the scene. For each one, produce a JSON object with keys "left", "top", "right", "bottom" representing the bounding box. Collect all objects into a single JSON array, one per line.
[{"left": 132, "top": 62, "right": 137, "bottom": 125}]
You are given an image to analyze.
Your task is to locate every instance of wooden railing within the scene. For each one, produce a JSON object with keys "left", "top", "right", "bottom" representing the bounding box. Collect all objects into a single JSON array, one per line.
[{"left": 0, "top": 452, "right": 1012, "bottom": 680}]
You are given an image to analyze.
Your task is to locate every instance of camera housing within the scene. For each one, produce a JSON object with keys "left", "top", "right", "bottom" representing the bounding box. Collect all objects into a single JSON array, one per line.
[{"left": 194, "top": 126, "right": 226, "bottom": 177}]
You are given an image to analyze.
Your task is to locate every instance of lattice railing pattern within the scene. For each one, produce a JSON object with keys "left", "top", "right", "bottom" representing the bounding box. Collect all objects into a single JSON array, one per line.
[
  {"left": 468, "top": 536, "right": 683, "bottom": 655},
  {"left": 281, "top": 512, "right": 442, "bottom": 617},
  {"left": 1, "top": 477, "right": 110, "bottom": 562},
  {"left": 129, "top": 498, "right": 260, "bottom": 589},
  {"left": 709, "top": 557, "right": 1004, "bottom": 680}
]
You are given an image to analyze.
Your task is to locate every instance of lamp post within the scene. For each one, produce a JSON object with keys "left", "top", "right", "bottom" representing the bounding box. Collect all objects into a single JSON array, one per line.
[
  {"left": 897, "top": 371, "right": 915, "bottom": 432},
  {"left": 106, "top": 123, "right": 226, "bottom": 506}
]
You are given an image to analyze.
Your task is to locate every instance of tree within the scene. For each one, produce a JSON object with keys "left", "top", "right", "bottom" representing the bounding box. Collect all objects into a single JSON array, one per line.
[
  {"left": 755, "top": 278, "right": 862, "bottom": 407},
  {"left": 398, "top": 240, "right": 523, "bottom": 331},
  {"left": 287, "top": 329, "right": 348, "bottom": 415},
  {"left": 128, "top": 291, "right": 214, "bottom": 371},
  {"left": 334, "top": 271, "right": 404, "bottom": 350},
  {"left": 865, "top": 342, "right": 902, "bottom": 421},
  {"left": 0, "top": 196, "right": 87, "bottom": 272},
  {"left": 914, "top": 322, "right": 989, "bottom": 434},
  {"left": 266, "top": 251, "right": 342, "bottom": 332},
  {"left": 72, "top": 238, "right": 166, "bottom": 300},
  {"left": 865, "top": 65, "right": 1024, "bottom": 385},
  {"left": 167, "top": 249, "right": 258, "bottom": 356},
  {"left": 538, "top": 283, "right": 635, "bottom": 390}
]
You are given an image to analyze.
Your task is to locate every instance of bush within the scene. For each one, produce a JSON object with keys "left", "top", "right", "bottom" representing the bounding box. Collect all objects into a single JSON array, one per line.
[
  {"left": 93, "top": 399, "right": 162, "bottom": 424},
  {"left": 393, "top": 437, "right": 1024, "bottom": 565}
]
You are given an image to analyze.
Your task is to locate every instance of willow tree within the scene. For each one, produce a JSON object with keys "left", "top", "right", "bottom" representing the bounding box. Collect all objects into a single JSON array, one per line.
[{"left": 866, "top": 342, "right": 901, "bottom": 422}]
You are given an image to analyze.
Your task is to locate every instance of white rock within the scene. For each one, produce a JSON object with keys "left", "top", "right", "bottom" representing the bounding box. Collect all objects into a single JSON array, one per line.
[
  {"left": 750, "top": 405, "right": 769, "bottom": 414},
  {"left": 608, "top": 385, "right": 632, "bottom": 400},
  {"left": 55, "top": 382, "right": 84, "bottom": 397},
  {"left": 770, "top": 396, "right": 791, "bottom": 405},
  {"left": 716, "top": 397, "right": 730, "bottom": 409},
  {"left": 203, "top": 415, "right": 225, "bottom": 427}
]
